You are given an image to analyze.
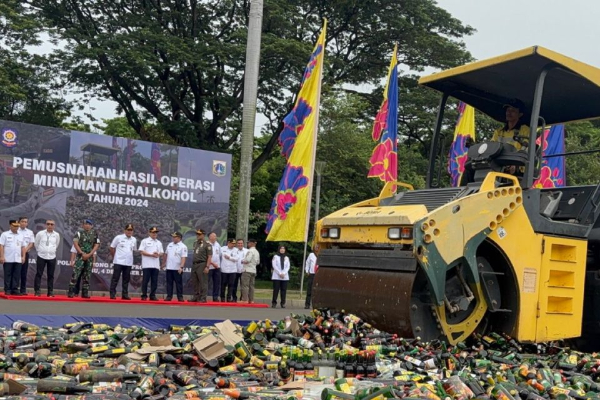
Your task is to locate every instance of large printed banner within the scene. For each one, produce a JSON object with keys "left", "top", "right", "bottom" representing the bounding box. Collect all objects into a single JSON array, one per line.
[{"left": 0, "top": 120, "right": 232, "bottom": 294}]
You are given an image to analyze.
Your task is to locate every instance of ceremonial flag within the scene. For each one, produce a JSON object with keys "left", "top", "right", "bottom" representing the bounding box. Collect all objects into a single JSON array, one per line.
[
  {"left": 448, "top": 102, "right": 476, "bottom": 186},
  {"left": 533, "top": 124, "right": 566, "bottom": 188},
  {"left": 151, "top": 142, "right": 162, "bottom": 179},
  {"left": 265, "top": 20, "right": 327, "bottom": 242},
  {"left": 368, "top": 45, "right": 398, "bottom": 189}
]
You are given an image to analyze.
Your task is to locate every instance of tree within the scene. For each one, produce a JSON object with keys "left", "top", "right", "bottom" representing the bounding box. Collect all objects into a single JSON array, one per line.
[
  {"left": 61, "top": 117, "right": 93, "bottom": 132},
  {"left": 564, "top": 122, "right": 600, "bottom": 186},
  {"left": 98, "top": 117, "right": 178, "bottom": 145},
  {"left": 100, "top": 117, "right": 138, "bottom": 139},
  {"left": 0, "top": 0, "right": 71, "bottom": 126},
  {"left": 27, "top": 0, "right": 473, "bottom": 170}
]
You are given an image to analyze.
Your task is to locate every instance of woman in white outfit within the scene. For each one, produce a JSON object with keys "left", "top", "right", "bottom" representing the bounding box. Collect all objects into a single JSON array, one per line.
[{"left": 271, "top": 245, "right": 290, "bottom": 308}]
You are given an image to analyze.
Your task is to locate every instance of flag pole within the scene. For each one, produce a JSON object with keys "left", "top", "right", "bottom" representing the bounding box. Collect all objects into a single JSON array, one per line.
[{"left": 299, "top": 19, "right": 327, "bottom": 298}]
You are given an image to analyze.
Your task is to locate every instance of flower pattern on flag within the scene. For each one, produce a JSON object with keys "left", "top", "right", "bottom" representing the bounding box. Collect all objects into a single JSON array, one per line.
[
  {"left": 448, "top": 134, "right": 470, "bottom": 187},
  {"left": 533, "top": 125, "right": 566, "bottom": 188},
  {"left": 279, "top": 99, "right": 312, "bottom": 160},
  {"left": 368, "top": 138, "right": 398, "bottom": 182},
  {"left": 368, "top": 46, "right": 398, "bottom": 187},
  {"left": 265, "top": 20, "right": 327, "bottom": 242},
  {"left": 303, "top": 45, "right": 323, "bottom": 81},
  {"left": 266, "top": 166, "right": 309, "bottom": 234},
  {"left": 536, "top": 129, "right": 549, "bottom": 152},
  {"left": 372, "top": 100, "right": 389, "bottom": 141},
  {"left": 448, "top": 102, "right": 475, "bottom": 187},
  {"left": 533, "top": 166, "right": 564, "bottom": 188}
]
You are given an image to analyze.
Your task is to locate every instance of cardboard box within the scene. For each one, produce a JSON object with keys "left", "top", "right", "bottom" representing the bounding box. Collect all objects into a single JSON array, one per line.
[
  {"left": 193, "top": 319, "right": 244, "bottom": 362},
  {"left": 214, "top": 320, "right": 244, "bottom": 347},
  {"left": 193, "top": 333, "right": 228, "bottom": 362},
  {"left": 149, "top": 334, "right": 172, "bottom": 347}
]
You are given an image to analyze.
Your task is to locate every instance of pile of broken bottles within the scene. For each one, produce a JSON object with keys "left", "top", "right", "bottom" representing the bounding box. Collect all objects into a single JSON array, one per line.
[{"left": 0, "top": 309, "right": 598, "bottom": 400}]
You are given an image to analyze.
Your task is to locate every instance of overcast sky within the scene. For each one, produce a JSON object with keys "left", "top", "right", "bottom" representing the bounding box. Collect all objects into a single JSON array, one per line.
[
  {"left": 78, "top": 0, "right": 600, "bottom": 126},
  {"left": 437, "top": 0, "right": 600, "bottom": 66}
]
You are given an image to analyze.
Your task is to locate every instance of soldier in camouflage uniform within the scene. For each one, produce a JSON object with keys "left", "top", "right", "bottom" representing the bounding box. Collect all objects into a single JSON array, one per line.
[
  {"left": 68, "top": 219, "right": 100, "bottom": 299},
  {"left": 189, "top": 229, "right": 212, "bottom": 303}
]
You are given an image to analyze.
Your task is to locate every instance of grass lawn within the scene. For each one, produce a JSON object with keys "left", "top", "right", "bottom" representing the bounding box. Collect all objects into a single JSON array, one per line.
[{"left": 254, "top": 279, "right": 305, "bottom": 300}]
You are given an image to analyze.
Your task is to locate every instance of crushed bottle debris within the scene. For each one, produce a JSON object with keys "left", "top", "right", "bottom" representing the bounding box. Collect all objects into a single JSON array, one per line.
[{"left": 1, "top": 310, "right": 600, "bottom": 399}]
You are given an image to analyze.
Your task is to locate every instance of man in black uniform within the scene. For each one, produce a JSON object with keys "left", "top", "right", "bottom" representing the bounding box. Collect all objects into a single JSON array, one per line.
[{"left": 189, "top": 229, "right": 212, "bottom": 303}]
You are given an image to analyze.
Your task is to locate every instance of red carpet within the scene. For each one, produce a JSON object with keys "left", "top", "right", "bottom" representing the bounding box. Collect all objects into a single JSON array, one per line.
[{"left": 0, "top": 293, "right": 268, "bottom": 308}]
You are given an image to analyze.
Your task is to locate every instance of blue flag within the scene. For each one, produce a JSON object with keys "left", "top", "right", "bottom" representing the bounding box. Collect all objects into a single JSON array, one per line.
[{"left": 534, "top": 124, "right": 566, "bottom": 188}]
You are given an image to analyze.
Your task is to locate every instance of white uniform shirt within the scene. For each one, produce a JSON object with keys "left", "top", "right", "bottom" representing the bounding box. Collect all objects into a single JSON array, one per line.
[
  {"left": 34, "top": 230, "right": 61, "bottom": 260},
  {"left": 305, "top": 252, "right": 317, "bottom": 274},
  {"left": 139, "top": 237, "right": 164, "bottom": 269},
  {"left": 209, "top": 241, "right": 221, "bottom": 270},
  {"left": 110, "top": 234, "right": 138, "bottom": 266},
  {"left": 237, "top": 247, "right": 248, "bottom": 273},
  {"left": 18, "top": 228, "right": 34, "bottom": 251},
  {"left": 0, "top": 231, "right": 24, "bottom": 262},
  {"left": 220, "top": 247, "right": 239, "bottom": 273},
  {"left": 271, "top": 255, "right": 290, "bottom": 281},
  {"left": 165, "top": 241, "right": 188, "bottom": 270}
]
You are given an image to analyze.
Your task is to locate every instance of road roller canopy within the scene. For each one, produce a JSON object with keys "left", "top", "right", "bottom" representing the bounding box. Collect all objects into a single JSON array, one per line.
[{"left": 418, "top": 46, "right": 600, "bottom": 125}]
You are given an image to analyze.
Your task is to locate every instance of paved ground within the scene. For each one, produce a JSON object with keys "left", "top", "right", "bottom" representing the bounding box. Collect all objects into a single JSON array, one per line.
[{"left": 0, "top": 298, "right": 303, "bottom": 320}]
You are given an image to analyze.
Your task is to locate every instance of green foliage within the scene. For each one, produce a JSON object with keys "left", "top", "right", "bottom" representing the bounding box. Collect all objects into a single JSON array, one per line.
[
  {"left": 61, "top": 117, "right": 93, "bottom": 132},
  {"left": 564, "top": 122, "right": 600, "bottom": 186},
  {"left": 96, "top": 117, "right": 178, "bottom": 146},
  {"left": 0, "top": 51, "right": 71, "bottom": 127},
  {"left": 100, "top": 117, "right": 138, "bottom": 139},
  {"left": 24, "top": 0, "right": 472, "bottom": 170},
  {"left": 0, "top": 0, "right": 71, "bottom": 127}
]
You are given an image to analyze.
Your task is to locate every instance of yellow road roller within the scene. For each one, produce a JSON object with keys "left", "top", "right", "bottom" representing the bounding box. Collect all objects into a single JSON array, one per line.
[{"left": 313, "top": 46, "right": 600, "bottom": 346}]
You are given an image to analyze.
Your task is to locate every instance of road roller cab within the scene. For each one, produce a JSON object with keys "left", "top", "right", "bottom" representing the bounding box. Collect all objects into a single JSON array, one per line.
[{"left": 313, "top": 46, "right": 600, "bottom": 346}]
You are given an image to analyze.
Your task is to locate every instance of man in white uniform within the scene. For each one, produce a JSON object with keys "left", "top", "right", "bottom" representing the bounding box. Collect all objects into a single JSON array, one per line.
[
  {"left": 208, "top": 232, "right": 221, "bottom": 301},
  {"left": 33, "top": 219, "right": 60, "bottom": 297},
  {"left": 162, "top": 231, "right": 187, "bottom": 302},
  {"left": 304, "top": 244, "right": 320, "bottom": 309},
  {"left": 220, "top": 238, "right": 239, "bottom": 303},
  {"left": 17, "top": 216, "right": 34, "bottom": 295},
  {"left": 139, "top": 226, "right": 163, "bottom": 301},
  {"left": 109, "top": 223, "right": 138, "bottom": 300},
  {"left": 0, "top": 220, "right": 25, "bottom": 295},
  {"left": 233, "top": 239, "right": 247, "bottom": 302}
]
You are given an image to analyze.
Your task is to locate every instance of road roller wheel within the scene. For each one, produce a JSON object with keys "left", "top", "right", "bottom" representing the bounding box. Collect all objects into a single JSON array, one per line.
[{"left": 313, "top": 242, "right": 518, "bottom": 344}]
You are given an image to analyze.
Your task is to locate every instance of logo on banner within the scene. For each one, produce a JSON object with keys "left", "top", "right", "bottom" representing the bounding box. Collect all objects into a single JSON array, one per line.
[
  {"left": 213, "top": 160, "right": 226, "bottom": 177},
  {"left": 1, "top": 129, "right": 17, "bottom": 148}
]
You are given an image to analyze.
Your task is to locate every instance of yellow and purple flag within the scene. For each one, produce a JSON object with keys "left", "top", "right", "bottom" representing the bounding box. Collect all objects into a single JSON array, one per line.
[
  {"left": 368, "top": 45, "right": 398, "bottom": 188},
  {"left": 448, "top": 102, "right": 475, "bottom": 186},
  {"left": 265, "top": 20, "right": 327, "bottom": 242}
]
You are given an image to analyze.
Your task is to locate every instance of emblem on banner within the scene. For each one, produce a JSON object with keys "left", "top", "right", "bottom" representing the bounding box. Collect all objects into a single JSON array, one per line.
[
  {"left": 1, "top": 129, "right": 17, "bottom": 148},
  {"left": 213, "top": 160, "right": 226, "bottom": 177}
]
